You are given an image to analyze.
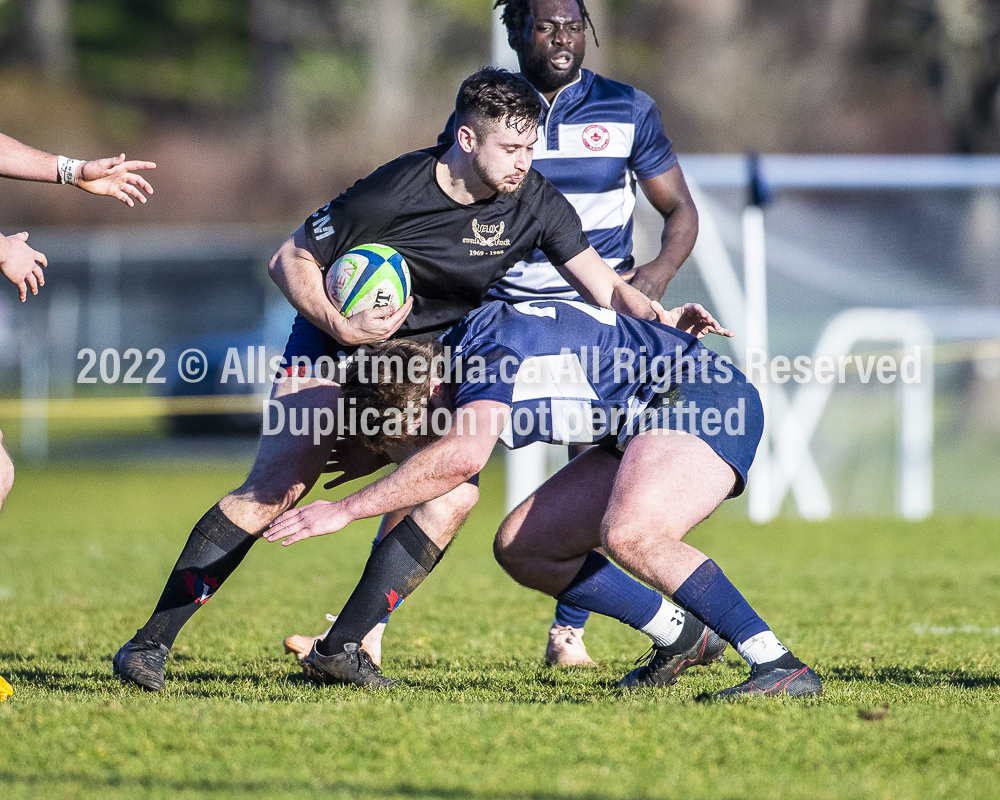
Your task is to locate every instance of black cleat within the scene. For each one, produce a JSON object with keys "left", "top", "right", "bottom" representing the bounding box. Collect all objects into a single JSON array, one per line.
[
  {"left": 301, "top": 642, "right": 399, "bottom": 690},
  {"left": 112, "top": 635, "right": 170, "bottom": 692},
  {"left": 618, "top": 624, "right": 728, "bottom": 688},
  {"left": 698, "top": 660, "right": 823, "bottom": 701}
]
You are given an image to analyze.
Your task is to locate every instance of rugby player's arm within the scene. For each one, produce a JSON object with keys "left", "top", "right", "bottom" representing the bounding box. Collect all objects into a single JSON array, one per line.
[
  {"left": 0, "top": 133, "right": 58, "bottom": 181},
  {"left": 628, "top": 165, "right": 698, "bottom": 301},
  {"left": 265, "top": 400, "right": 507, "bottom": 546},
  {"left": 0, "top": 133, "right": 155, "bottom": 206},
  {"left": 268, "top": 225, "right": 411, "bottom": 346},
  {"left": 557, "top": 246, "right": 662, "bottom": 322}
]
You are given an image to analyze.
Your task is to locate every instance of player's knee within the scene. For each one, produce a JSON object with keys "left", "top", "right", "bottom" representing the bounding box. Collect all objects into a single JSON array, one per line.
[
  {"left": 599, "top": 521, "right": 644, "bottom": 562},
  {"left": 439, "top": 481, "right": 479, "bottom": 528},
  {"left": 232, "top": 476, "right": 309, "bottom": 518},
  {"left": 493, "top": 526, "right": 514, "bottom": 571},
  {"left": 493, "top": 513, "right": 530, "bottom": 577},
  {"left": 493, "top": 535, "right": 524, "bottom": 579}
]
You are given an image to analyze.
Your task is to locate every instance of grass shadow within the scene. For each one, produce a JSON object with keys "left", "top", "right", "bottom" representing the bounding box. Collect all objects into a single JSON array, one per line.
[
  {"left": 0, "top": 772, "right": 679, "bottom": 800},
  {"left": 824, "top": 664, "right": 1000, "bottom": 689}
]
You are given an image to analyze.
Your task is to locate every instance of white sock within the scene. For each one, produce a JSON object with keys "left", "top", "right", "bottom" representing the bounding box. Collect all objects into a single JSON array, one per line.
[
  {"left": 737, "top": 631, "right": 788, "bottom": 665},
  {"left": 640, "top": 599, "right": 686, "bottom": 647}
]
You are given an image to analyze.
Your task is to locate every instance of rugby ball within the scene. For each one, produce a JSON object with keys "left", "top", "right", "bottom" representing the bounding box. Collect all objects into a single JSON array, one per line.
[{"left": 326, "top": 243, "right": 411, "bottom": 317}]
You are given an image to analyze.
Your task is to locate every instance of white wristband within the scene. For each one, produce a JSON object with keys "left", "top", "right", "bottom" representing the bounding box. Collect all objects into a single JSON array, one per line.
[{"left": 57, "top": 156, "right": 84, "bottom": 186}]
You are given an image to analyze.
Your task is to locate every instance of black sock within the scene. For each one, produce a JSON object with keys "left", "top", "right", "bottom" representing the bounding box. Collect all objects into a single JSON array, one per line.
[
  {"left": 318, "top": 516, "right": 442, "bottom": 656},
  {"left": 133, "top": 503, "right": 256, "bottom": 649}
]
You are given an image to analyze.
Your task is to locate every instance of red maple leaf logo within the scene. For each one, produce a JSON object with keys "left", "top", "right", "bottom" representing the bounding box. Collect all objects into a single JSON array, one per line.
[
  {"left": 183, "top": 571, "right": 220, "bottom": 604},
  {"left": 385, "top": 589, "right": 401, "bottom": 612}
]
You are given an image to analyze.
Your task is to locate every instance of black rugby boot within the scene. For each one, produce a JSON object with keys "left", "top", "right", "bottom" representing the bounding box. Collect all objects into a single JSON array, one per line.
[{"left": 618, "top": 622, "right": 727, "bottom": 688}]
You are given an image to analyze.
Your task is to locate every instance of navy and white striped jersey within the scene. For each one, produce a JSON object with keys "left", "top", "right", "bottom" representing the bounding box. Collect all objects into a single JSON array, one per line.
[
  {"left": 439, "top": 70, "right": 677, "bottom": 302},
  {"left": 441, "top": 300, "right": 735, "bottom": 449}
]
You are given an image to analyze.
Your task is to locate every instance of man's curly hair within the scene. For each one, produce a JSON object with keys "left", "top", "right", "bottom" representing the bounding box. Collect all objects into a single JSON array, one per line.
[
  {"left": 495, "top": 0, "right": 599, "bottom": 47},
  {"left": 341, "top": 339, "right": 446, "bottom": 453}
]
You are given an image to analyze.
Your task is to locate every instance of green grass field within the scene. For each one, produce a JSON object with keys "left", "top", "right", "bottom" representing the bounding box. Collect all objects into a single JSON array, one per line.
[{"left": 2, "top": 459, "right": 999, "bottom": 799}]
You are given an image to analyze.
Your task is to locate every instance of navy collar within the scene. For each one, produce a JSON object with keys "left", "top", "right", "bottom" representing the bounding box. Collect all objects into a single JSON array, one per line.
[{"left": 538, "top": 69, "right": 597, "bottom": 150}]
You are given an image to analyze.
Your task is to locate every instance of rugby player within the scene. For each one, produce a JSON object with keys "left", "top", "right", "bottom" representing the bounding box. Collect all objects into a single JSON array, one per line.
[
  {"left": 112, "top": 67, "right": 676, "bottom": 691},
  {"left": 266, "top": 300, "right": 823, "bottom": 700},
  {"left": 284, "top": 0, "right": 701, "bottom": 669}
]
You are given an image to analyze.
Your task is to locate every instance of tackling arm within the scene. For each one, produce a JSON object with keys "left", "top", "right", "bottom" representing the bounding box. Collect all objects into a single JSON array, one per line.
[
  {"left": 557, "top": 246, "right": 664, "bottom": 322},
  {"left": 265, "top": 400, "right": 506, "bottom": 546}
]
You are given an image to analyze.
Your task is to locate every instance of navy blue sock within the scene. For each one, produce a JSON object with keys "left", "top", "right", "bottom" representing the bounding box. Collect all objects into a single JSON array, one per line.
[
  {"left": 553, "top": 602, "right": 590, "bottom": 629},
  {"left": 673, "top": 559, "right": 769, "bottom": 647},
  {"left": 555, "top": 552, "right": 662, "bottom": 631}
]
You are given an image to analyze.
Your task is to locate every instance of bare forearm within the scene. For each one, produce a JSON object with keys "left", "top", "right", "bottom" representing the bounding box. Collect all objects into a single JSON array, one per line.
[
  {"left": 558, "top": 246, "right": 622, "bottom": 309},
  {"left": 271, "top": 257, "right": 337, "bottom": 335},
  {"left": 634, "top": 203, "right": 698, "bottom": 297},
  {"left": 610, "top": 279, "right": 659, "bottom": 321},
  {"left": 268, "top": 230, "right": 342, "bottom": 341},
  {"left": 340, "top": 448, "right": 479, "bottom": 523},
  {"left": 0, "top": 134, "right": 57, "bottom": 182},
  {"left": 632, "top": 168, "right": 700, "bottom": 300}
]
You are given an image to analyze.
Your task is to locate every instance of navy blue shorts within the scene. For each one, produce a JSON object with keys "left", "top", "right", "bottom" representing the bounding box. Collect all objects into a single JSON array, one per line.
[
  {"left": 278, "top": 315, "right": 356, "bottom": 380},
  {"left": 279, "top": 315, "right": 445, "bottom": 379},
  {"left": 598, "top": 366, "right": 763, "bottom": 498}
]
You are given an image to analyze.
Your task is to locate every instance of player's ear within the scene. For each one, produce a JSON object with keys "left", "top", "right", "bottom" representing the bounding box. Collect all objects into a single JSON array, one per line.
[
  {"left": 456, "top": 125, "right": 476, "bottom": 154},
  {"left": 428, "top": 377, "right": 446, "bottom": 407}
]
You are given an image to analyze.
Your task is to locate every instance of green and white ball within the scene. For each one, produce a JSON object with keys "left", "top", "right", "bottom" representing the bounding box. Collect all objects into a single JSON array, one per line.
[{"left": 326, "top": 243, "right": 411, "bottom": 317}]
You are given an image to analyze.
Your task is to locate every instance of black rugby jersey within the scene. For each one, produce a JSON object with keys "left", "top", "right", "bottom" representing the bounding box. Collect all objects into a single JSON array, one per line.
[{"left": 304, "top": 144, "right": 590, "bottom": 338}]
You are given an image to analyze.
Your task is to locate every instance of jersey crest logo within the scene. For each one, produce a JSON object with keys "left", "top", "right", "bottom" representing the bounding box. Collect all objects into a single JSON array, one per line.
[
  {"left": 582, "top": 124, "right": 610, "bottom": 151},
  {"left": 462, "top": 219, "right": 511, "bottom": 248}
]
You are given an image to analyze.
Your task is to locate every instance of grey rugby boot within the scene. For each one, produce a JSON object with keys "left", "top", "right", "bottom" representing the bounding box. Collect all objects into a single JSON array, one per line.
[
  {"left": 112, "top": 635, "right": 170, "bottom": 691},
  {"left": 618, "top": 623, "right": 727, "bottom": 688},
  {"left": 301, "top": 641, "right": 399, "bottom": 689},
  {"left": 698, "top": 656, "right": 823, "bottom": 701}
]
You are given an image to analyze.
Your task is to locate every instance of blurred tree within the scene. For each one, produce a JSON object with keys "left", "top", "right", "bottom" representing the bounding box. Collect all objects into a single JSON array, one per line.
[
  {"left": 25, "top": 0, "right": 75, "bottom": 81},
  {"left": 72, "top": 0, "right": 253, "bottom": 111},
  {"left": 933, "top": 0, "right": 1000, "bottom": 151},
  {"left": 365, "top": 0, "right": 414, "bottom": 145}
]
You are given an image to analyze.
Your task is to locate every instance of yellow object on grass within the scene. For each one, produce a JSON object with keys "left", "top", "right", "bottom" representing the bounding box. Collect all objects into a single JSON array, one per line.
[{"left": 0, "top": 675, "right": 12, "bottom": 701}]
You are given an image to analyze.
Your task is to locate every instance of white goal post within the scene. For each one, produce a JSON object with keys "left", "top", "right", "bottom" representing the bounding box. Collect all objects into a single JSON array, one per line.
[{"left": 505, "top": 155, "right": 1000, "bottom": 517}]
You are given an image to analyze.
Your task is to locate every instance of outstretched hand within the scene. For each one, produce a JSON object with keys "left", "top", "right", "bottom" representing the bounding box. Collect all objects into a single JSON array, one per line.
[
  {"left": 1, "top": 232, "right": 46, "bottom": 302},
  {"left": 323, "top": 436, "right": 391, "bottom": 490},
  {"left": 78, "top": 154, "right": 156, "bottom": 207},
  {"left": 265, "top": 500, "right": 351, "bottom": 547},
  {"left": 654, "top": 302, "right": 734, "bottom": 338}
]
